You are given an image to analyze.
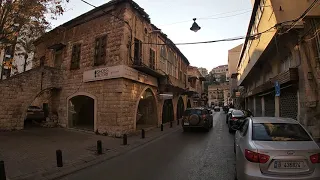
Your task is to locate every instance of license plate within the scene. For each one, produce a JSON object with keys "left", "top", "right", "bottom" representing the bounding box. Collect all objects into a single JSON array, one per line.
[
  {"left": 274, "top": 161, "right": 303, "bottom": 169},
  {"left": 184, "top": 122, "right": 189, "bottom": 125}
]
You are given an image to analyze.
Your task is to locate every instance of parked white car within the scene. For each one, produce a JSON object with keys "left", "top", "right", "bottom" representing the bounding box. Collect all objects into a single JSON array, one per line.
[{"left": 233, "top": 117, "right": 320, "bottom": 180}]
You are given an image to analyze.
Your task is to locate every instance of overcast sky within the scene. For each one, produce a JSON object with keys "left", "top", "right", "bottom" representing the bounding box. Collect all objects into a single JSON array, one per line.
[{"left": 50, "top": 0, "right": 252, "bottom": 72}]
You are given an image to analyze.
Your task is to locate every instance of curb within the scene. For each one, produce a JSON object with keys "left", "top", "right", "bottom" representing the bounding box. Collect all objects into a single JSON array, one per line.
[{"left": 13, "top": 126, "right": 181, "bottom": 180}]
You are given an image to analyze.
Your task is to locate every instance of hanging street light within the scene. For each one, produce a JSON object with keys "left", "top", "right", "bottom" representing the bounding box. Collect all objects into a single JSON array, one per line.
[{"left": 190, "top": 18, "right": 201, "bottom": 32}]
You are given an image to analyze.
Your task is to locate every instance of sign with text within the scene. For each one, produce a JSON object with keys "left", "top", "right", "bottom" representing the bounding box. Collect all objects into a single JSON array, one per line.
[
  {"left": 275, "top": 81, "right": 280, "bottom": 97},
  {"left": 83, "top": 65, "right": 158, "bottom": 87}
]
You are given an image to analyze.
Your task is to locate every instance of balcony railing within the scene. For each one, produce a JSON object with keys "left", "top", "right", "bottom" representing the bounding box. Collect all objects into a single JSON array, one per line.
[
  {"left": 132, "top": 58, "right": 163, "bottom": 78},
  {"left": 246, "top": 68, "right": 299, "bottom": 97}
]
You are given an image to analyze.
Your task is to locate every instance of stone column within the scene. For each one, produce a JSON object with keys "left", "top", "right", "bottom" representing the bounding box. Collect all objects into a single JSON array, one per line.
[{"left": 275, "top": 96, "right": 280, "bottom": 117}]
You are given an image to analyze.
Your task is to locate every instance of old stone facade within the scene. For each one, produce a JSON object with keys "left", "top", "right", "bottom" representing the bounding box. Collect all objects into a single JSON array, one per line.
[
  {"left": 208, "top": 83, "right": 230, "bottom": 107},
  {"left": 186, "top": 66, "right": 206, "bottom": 107},
  {"left": 0, "top": 0, "right": 191, "bottom": 136},
  {"left": 237, "top": 0, "right": 320, "bottom": 139}
]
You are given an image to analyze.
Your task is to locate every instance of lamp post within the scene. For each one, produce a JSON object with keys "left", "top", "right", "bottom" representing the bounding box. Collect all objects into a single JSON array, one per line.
[{"left": 190, "top": 18, "right": 201, "bottom": 32}]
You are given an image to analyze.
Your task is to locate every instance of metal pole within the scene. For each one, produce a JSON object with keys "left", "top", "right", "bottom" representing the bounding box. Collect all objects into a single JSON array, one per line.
[
  {"left": 161, "top": 124, "right": 163, "bottom": 131},
  {"left": 123, "top": 134, "right": 127, "bottom": 145},
  {"left": 0, "top": 161, "right": 6, "bottom": 180},
  {"left": 141, "top": 129, "right": 145, "bottom": 139},
  {"left": 56, "top": 150, "right": 63, "bottom": 167},
  {"left": 97, "top": 140, "right": 102, "bottom": 155}
]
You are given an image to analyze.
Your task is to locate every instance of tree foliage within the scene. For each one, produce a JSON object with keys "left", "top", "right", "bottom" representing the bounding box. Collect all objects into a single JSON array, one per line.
[{"left": 0, "top": 0, "right": 69, "bottom": 47}]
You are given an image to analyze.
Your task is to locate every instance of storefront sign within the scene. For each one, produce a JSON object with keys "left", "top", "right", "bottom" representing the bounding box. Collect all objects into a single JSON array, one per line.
[
  {"left": 235, "top": 92, "right": 240, "bottom": 97},
  {"left": 275, "top": 81, "right": 280, "bottom": 97},
  {"left": 83, "top": 65, "right": 158, "bottom": 87}
]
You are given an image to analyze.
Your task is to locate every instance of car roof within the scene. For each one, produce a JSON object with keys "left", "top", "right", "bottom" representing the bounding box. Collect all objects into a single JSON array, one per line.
[{"left": 251, "top": 117, "right": 299, "bottom": 124}]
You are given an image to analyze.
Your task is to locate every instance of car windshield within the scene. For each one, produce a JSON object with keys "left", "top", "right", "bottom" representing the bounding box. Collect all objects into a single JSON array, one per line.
[
  {"left": 252, "top": 123, "right": 312, "bottom": 141},
  {"left": 184, "top": 109, "right": 202, "bottom": 116},
  {"left": 232, "top": 110, "right": 244, "bottom": 116}
]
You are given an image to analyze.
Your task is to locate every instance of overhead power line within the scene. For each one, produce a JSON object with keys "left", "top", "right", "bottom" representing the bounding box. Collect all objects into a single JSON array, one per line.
[
  {"left": 160, "top": 9, "right": 252, "bottom": 26},
  {"left": 281, "top": 0, "right": 320, "bottom": 34}
]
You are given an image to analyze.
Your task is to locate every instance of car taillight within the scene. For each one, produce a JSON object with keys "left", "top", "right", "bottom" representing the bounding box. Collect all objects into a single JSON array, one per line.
[
  {"left": 231, "top": 117, "right": 238, "bottom": 121},
  {"left": 310, "top": 153, "right": 320, "bottom": 164},
  {"left": 202, "top": 115, "right": 206, "bottom": 119},
  {"left": 245, "top": 149, "right": 270, "bottom": 163}
]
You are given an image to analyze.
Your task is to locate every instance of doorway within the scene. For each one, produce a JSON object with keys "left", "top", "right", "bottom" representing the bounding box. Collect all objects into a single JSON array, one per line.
[
  {"left": 136, "top": 88, "right": 157, "bottom": 129},
  {"left": 69, "top": 95, "right": 94, "bottom": 131},
  {"left": 162, "top": 99, "right": 174, "bottom": 124}
]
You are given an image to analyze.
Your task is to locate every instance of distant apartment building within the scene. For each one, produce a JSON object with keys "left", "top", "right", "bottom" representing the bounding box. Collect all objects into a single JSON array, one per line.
[
  {"left": 227, "top": 44, "right": 243, "bottom": 107},
  {"left": 237, "top": 0, "right": 320, "bottom": 140},
  {"left": 210, "top": 65, "right": 229, "bottom": 82}
]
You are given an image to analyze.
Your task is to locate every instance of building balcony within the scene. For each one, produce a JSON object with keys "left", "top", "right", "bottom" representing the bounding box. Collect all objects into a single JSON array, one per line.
[
  {"left": 158, "top": 75, "right": 187, "bottom": 94},
  {"left": 245, "top": 68, "right": 299, "bottom": 97},
  {"left": 132, "top": 58, "right": 164, "bottom": 78}
]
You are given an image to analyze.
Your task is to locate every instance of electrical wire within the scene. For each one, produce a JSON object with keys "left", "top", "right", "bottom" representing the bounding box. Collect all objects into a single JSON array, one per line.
[
  {"left": 281, "top": 0, "right": 320, "bottom": 34},
  {"left": 159, "top": 9, "right": 252, "bottom": 26}
]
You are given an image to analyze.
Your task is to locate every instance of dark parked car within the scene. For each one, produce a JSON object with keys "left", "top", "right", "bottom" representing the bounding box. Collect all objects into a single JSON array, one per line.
[
  {"left": 223, "top": 106, "right": 229, "bottom": 113},
  {"left": 227, "top": 110, "right": 246, "bottom": 133},
  {"left": 214, "top": 106, "right": 220, "bottom": 112},
  {"left": 182, "top": 107, "right": 213, "bottom": 132},
  {"left": 25, "top": 106, "right": 45, "bottom": 122}
]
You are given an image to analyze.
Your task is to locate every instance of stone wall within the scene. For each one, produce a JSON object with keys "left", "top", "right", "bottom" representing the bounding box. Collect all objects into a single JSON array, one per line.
[{"left": 0, "top": 66, "right": 62, "bottom": 130}]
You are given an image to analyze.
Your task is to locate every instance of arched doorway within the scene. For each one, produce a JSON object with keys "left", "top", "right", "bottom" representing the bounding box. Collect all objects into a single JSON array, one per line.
[
  {"left": 162, "top": 99, "right": 174, "bottom": 124},
  {"left": 176, "top": 97, "right": 185, "bottom": 120},
  {"left": 136, "top": 88, "right": 157, "bottom": 129},
  {"left": 187, "top": 99, "right": 191, "bottom": 108},
  {"left": 68, "top": 95, "right": 95, "bottom": 131}
]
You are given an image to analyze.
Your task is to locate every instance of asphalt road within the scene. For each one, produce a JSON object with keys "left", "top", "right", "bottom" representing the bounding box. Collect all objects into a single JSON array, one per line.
[{"left": 61, "top": 111, "right": 236, "bottom": 180}]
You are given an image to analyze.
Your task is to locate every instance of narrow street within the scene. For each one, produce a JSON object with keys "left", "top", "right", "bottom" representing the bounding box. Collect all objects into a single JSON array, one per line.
[{"left": 61, "top": 111, "right": 236, "bottom": 180}]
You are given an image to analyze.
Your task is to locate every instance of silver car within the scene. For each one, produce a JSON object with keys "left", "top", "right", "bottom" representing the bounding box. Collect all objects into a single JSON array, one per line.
[{"left": 234, "top": 117, "right": 320, "bottom": 180}]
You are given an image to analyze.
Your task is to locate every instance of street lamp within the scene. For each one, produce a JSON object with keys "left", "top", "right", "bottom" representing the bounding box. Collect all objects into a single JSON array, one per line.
[{"left": 190, "top": 18, "right": 201, "bottom": 32}]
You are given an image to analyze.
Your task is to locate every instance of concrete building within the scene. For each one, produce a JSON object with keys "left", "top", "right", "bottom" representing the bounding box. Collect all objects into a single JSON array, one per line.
[
  {"left": 227, "top": 44, "right": 243, "bottom": 108},
  {"left": 0, "top": 0, "right": 192, "bottom": 137},
  {"left": 237, "top": 0, "right": 320, "bottom": 140},
  {"left": 187, "top": 66, "right": 206, "bottom": 107},
  {"left": 210, "top": 65, "right": 229, "bottom": 82},
  {"left": 208, "top": 83, "right": 230, "bottom": 107},
  {"left": 198, "top": 67, "right": 208, "bottom": 77}
]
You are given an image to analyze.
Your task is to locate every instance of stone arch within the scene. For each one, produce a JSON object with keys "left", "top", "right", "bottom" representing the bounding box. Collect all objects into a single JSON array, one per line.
[
  {"left": 162, "top": 99, "right": 174, "bottom": 124},
  {"left": 22, "top": 87, "right": 61, "bottom": 128},
  {"left": 134, "top": 86, "right": 158, "bottom": 130},
  {"left": 67, "top": 92, "right": 97, "bottom": 132},
  {"left": 176, "top": 96, "right": 185, "bottom": 120},
  {"left": 187, "top": 99, "right": 192, "bottom": 108}
]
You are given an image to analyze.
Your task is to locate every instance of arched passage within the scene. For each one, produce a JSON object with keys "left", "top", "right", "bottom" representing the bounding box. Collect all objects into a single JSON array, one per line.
[
  {"left": 68, "top": 94, "right": 95, "bottom": 131},
  {"left": 162, "top": 99, "right": 174, "bottom": 123},
  {"left": 187, "top": 99, "right": 191, "bottom": 108},
  {"left": 136, "top": 88, "right": 158, "bottom": 129},
  {"left": 176, "top": 97, "right": 185, "bottom": 120}
]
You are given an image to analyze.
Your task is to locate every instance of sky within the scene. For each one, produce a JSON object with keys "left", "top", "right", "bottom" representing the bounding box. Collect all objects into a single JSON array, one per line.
[{"left": 50, "top": 0, "right": 253, "bottom": 72}]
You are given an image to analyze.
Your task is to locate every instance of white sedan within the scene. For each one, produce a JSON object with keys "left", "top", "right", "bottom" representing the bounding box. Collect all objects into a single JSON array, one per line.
[{"left": 233, "top": 117, "right": 320, "bottom": 180}]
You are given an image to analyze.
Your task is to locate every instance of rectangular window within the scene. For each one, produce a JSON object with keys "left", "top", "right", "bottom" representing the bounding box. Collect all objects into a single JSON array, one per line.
[
  {"left": 149, "top": 49, "right": 155, "bottom": 70},
  {"left": 94, "top": 35, "right": 107, "bottom": 66},
  {"left": 70, "top": 44, "right": 81, "bottom": 70},
  {"left": 134, "top": 38, "right": 142, "bottom": 65}
]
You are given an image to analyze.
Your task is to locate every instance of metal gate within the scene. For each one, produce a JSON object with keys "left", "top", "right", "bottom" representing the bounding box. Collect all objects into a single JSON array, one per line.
[
  {"left": 264, "top": 92, "right": 275, "bottom": 117},
  {"left": 255, "top": 96, "right": 262, "bottom": 116},
  {"left": 280, "top": 87, "right": 298, "bottom": 120}
]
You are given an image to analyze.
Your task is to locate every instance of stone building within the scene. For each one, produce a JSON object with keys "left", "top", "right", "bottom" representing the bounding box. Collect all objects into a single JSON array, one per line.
[
  {"left": 198, "top": 67, "right": 208, "bottom": 77},
  {"left": 227, "top": 44, "right": 243, "bottom": 108},
  {"left": 210, "top": 65, "right": 229, "bottom": 82},
  {"left": 0, "top": 0, "right": 192, "bottom": 137},
  {"left": 186, "top": 66, "right": 206, "bottom": 107},
  {"left": 208, "top": 83, "right": 229, "bottom": 107},
  {"left": 237, "top": 0, "right": 320, "bottom": 140}
]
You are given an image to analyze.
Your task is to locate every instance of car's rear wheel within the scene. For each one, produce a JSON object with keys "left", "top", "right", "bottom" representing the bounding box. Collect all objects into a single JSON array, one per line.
[
  {"left": 229, "top": 127, "right": 233, "bottom": 133},
  {"left": 183, "top": 127, "right": 188, "bottom": 132}
]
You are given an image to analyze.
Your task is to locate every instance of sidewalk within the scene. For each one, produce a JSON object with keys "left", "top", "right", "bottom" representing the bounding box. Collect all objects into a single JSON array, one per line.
[{"left": 0, "top": 122, "right": 181, "bottom": 180}]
